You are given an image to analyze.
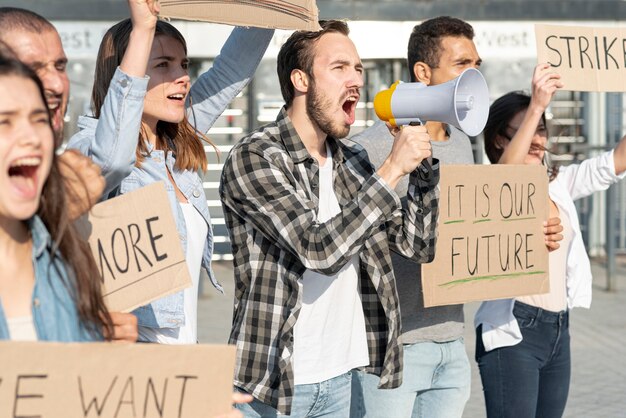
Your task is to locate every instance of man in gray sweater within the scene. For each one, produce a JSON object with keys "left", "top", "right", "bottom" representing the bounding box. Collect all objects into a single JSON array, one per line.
[{"left": 350, "top": 16, "right": 479, "bottom": 418}]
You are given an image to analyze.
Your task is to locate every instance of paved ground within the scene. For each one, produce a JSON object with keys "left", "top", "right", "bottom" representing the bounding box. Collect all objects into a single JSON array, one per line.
[{"left": 198, "top": 257, "right": 626, "bottom": 418}]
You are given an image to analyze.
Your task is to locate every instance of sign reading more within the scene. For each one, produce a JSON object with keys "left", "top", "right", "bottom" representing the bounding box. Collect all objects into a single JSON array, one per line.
[
  {"left": 76, "top": 182, "right": 191, "bottom": 312},
  {"left": 421, "top": 165, "right": 550, "bottom": 307}
]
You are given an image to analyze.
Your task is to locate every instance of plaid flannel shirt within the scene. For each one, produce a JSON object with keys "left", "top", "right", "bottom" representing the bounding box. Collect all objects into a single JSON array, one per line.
[{"left": 219, "top": 107, "right": 440, "bottom": 414}]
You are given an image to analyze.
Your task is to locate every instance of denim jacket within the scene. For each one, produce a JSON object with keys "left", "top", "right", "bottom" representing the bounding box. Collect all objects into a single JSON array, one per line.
[
  {"left": 0, "top": 217, "right": 99, "bottom": 341},
  {"left": 68, "top": 27, "right": 274, "bottom": 328}
]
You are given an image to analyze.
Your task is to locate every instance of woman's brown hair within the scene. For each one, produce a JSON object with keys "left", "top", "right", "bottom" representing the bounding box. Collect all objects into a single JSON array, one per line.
[
  {"left": 0, "top": 57, "right": 113, "bottom": 338},
  {"left": 91, "top": 19, "right": 214, "bottom": 172}
]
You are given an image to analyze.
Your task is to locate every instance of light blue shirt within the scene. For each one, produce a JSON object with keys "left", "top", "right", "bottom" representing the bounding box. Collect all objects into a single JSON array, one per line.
[
  {"left": 0, "top": 217, "right": 99, "bottom": 341},
  {"left": 68, "top": 26, "right": 274, "bottom": 329}
]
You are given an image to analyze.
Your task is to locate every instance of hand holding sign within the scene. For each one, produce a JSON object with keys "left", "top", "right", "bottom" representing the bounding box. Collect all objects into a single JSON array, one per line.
[
  {"left": 530, "top": 63, "right": 564, "bottom": 113},
  {"left": 543, "top": 216, "right": 564, "bottom": 252},
  {"left": 129, "top": 0, "right": 160, "bottom": 29}
]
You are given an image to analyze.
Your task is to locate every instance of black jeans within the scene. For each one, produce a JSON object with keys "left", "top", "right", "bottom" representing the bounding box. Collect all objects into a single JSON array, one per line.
[{"left": 476, "top": 301, "right": 571, "bottom": 418}]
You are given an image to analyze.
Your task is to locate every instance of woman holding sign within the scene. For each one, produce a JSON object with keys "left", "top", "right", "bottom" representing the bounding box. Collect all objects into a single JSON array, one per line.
[
  {"left": 68, "top": 0, "right": 272, "bottom": 345},
  {"left": 0, "top": 56, "right": 113, "bottom": 342},
  {"left": 475, "top": 63, "right": 626, "bottom": 418}
]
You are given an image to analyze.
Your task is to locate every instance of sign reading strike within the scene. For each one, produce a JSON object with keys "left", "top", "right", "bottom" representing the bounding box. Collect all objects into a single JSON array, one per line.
[
  {"left": 76, "top": 182, "right": 191, "bottom": 312},
  {"left": 0, "top": 342, "right": 235, "bottom": 418},
  {"left": 421, "top": 165, "right": 550, "bottom": 307},
  {"left": 159, "top": 0, "right": 320, "bottom": 31},
  {"left": 535, "top": 24, "right": 626, "bottom": 92}
]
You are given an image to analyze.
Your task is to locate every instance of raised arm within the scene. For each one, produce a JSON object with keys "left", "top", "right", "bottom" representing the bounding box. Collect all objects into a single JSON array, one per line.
[
  {"left": 188, "top": 27, "right": 274, "bottom": 134},
  {"left": 498, "top": 63, "right": 563, "bottom": 164},
  {"left": 120, "top": 0, "right": 158, "bottom": 78},
  {"left": 67, "top": 0, "right": 157, "bottom": 196}
]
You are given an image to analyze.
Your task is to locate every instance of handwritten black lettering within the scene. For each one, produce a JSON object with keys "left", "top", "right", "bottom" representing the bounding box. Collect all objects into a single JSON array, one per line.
[
  {"left": 498, "top": 234, "right": 510, "bottom": 271},
  {"left": 525, "top": 234, "right": 534, "bottom": 269},
  {"left": 579, "top": 36, "right": 593, "bottom": 69},
  {"left": 127, "top": 223, "right": 153, "bottom": 273},
  {"left": 499, "top": 183, "right": 513, "bottom": 219},
  {"left": 143, "top": 378, "right": 167, "bottom": 418},
  {"left": 514, "top": 233, "right": 524, "bottom": 270},
  {"left": 466, "top": 237, "right": 479, "bottom": 276},
  {"left": 114, "top": 377, "right": 136, "bottom": 418},
  {"left": 527, "top": 183, "right": 536, "bottom": 215},
  {"left": 455, "top": 185, "right": 464, "bottom": 218},
  {"left": 561, "top": 36, "right": 575, "bottom": 67},
  {"left": 545, "top": 35, "right": 562, "bottom": 67},
  {"left": 97, "top": 239, "right": 115, "bottom": 281},
  {"left": 595, "top": 36, "right": 601, "bottom": 69},
  {"left": 111, "top": 228, "right": 130, "bottom": 274},
  {"left": 79, "top": 375, "right": 118, "bottom": 417},
  {"left": 482, "top": 184, "right": 490, "bottom": 217},
  {"left": 451, "top": 237, "right": 463, "bottom": 276},
  {"left": 483, "top": 235, "right": 495, "bottom": 271},
  {"left": 13, "top": 374, "right": 47, "bottom": 418},
  {"left": 603, "top": 36, "right": 619, "bottom": 69},
  {"left": 175, "top": 375, "right": 197, "bottom": 418},
  {"left": 146, "top": 217, "right": 168, "bottom": 262}
]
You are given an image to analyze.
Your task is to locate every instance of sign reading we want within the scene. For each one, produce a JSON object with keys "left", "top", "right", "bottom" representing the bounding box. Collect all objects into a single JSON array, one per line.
[
  {"left": 0, "top": 342, "right": 235, "bottom": 417},
  {"left": 422, "top": 165, "right": 550, "bottom": 307}
]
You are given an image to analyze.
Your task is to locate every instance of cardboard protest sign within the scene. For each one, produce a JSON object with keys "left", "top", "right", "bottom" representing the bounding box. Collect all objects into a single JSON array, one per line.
[
  {"left": 159, "top": 0, "right": 321, "bottom": 31},
  {"left": 0, "top": 341, "right": 236, "bottom": 418},
  {"left": 76, "top": 182, "right": 191, "bottom": 313},
  {"left": 535, "top": 24, "right": 626, "bottom": 92},
  {"left": 422, "top": 165, "right": 550, "bottom": 307}
]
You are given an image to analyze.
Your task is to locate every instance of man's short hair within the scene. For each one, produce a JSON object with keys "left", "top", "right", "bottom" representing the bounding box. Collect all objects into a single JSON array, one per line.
[
  {"left": 277, "top": 20, "right": 350, "bottom": 107},
  {"left": 407, "top": 16, "right": 474, "bottom": 82},
  {"left": 0, "top": 7, "right": 56, "bottom": 39}
]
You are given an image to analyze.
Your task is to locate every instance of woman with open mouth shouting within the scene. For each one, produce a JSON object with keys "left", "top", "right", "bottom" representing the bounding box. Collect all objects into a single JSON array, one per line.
[
  {"left": 0, "top": 56, "right": 113, "bottom": 342},
  {"left": 68, "top": 0, "right": 273, "bottom": 345}
]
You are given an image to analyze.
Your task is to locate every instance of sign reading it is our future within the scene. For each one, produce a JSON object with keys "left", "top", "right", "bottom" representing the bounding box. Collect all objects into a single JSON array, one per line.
[{"left": 422, "top": 164, "right": 550, "bottom": 307}]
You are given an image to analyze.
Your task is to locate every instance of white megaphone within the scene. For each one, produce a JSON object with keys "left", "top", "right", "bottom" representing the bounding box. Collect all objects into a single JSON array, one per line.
[{"left": 373, "top": 68, "right": 489, "bottom": 136}]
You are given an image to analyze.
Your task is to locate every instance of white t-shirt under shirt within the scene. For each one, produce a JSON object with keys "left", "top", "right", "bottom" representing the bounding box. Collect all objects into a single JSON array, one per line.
[
  {"left": 138, "top": 202, "right": 207, "bottom": 344},
  {"left": 292, "top": 144, "right": 369, "bottom": 385},
  {"left": 7, "top": 315, "right": 37, "bottom": 341}
]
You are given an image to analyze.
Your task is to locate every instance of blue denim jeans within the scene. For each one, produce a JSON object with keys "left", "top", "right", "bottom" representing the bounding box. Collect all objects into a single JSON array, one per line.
[
  {"left": 236, "top": 371, "right": 353, "bottom": 417},
  {"left": 476, "top": 301, "right": 571, "bottom": 418},
  {"left": 351, "top": 339, "right": 471, "bottom": 418}
]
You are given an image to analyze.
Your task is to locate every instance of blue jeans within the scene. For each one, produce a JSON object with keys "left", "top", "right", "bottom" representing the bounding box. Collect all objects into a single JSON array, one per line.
[
  {"left": 476, "top": 301, "right": 571, "bottom": 418},
  {"left": 351, "top": 339, "right": 470, "bottom": 418},
  {"left": 236, "top": 371, "right": 353, "bottom": 417}
]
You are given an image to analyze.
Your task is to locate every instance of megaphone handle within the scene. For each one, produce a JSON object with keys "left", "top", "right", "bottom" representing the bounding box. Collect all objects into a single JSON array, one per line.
[{"left": 407, "top": 121, "right": 433, "bottom": 179}]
